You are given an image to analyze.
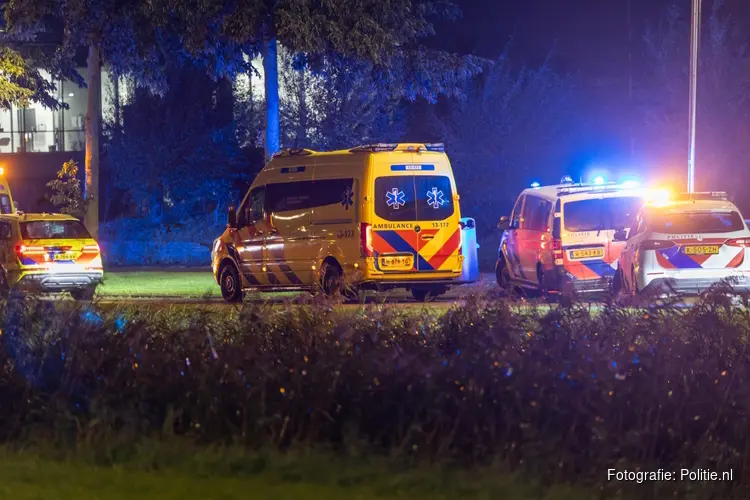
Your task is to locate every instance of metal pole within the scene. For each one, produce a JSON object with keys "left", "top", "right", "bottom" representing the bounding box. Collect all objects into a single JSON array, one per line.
[{"left": 687, "top": 0, "right": 702, "bottom": 193}]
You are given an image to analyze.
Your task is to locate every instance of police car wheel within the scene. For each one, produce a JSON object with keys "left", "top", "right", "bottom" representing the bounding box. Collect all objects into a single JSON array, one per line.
[
  {"left": 630, "top": 267, "right": 639, "bottom": 295},
  {"left": 219, "top": 264, "right": 243, "bottom": 303}
]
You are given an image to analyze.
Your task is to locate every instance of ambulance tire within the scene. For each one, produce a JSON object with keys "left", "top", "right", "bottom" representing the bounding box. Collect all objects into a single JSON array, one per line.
[
  {"left": 612, "top": 268, "right": 624, "bottom": 295},
  {"left": 321, "top": 261, "right": 344, "bottom": 297},
  {"left": 411, "top": 287, "right": 440, "bottom": 302},
  {"left": 71, "top": 286, "right": 96, "bottom": 301},
  {"left": 219, "top": 263, "right": 243, "bottom": 303}
]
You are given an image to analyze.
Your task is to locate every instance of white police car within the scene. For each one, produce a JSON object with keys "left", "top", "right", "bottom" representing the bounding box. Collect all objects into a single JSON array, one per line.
[{"left": 614, "top": 192, "right": 750, "bottom": 295}]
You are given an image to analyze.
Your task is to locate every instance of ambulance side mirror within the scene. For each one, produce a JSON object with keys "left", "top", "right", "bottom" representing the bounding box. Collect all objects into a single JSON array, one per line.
[
  {"left": 227, "top": 206, "right": 238, "bottom": 229},
  {"left": 613, "top": 229, "right": 627, "bottom": 242}
]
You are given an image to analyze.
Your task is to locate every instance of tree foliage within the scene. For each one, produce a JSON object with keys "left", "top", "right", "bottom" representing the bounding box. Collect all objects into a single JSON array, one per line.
[
  {"left": 46, "top": 160, "right": 87, "bottom": 219},
  {"left": 279, "top": 51, "right": 407, "bottom": 150},
  {"left": 104, "top": 66, "right": 247, "bottom": 226},
  {"left": 432, "top": 52, "right": 577, "bottom": 236},
  {"left": 642, "top": 0, "right": 750, "bottom": 195}
]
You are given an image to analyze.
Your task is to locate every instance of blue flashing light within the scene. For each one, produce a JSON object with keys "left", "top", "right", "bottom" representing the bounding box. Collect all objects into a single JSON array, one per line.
[
  {"left": 593, "top": 176, "right": 605, "bottom": 185},
  {"left": 530, "top": 181, "right": 541, "bottom": 188},
  {"left": 621, "top": 180, "right": 640, "bottom": 189},
  {"left": 560, "top": 175, "right": 574, "bottom": 184}
]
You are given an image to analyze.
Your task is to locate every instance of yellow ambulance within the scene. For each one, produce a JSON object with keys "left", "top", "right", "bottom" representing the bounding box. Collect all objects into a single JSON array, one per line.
[{"left": 211, "top": 143, "right": 465, "bottom": 302}]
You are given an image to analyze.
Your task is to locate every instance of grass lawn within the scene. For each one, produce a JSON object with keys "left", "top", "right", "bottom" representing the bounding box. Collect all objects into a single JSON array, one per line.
[
  {"left": 0, "top": 448, "right": 602, "bottom": 500},
  {"left": 99, "top": 271, "right": 221, "bottom": 298}
]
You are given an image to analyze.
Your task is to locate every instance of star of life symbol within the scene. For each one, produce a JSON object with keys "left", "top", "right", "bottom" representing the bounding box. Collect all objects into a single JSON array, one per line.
[
  {"left": 386, "top": 188, "right": 406, "bottom": 209},
  {"left": 426, "top": 187, "right": 446, "bottom": 209},
  {"left": 341, "top": 186, "right": 354, "bottom": 210}
]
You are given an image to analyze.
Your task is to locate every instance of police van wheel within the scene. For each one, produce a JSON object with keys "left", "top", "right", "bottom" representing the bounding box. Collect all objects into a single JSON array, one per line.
[
  {"left": 71, "top": 287, "right": 96, "bottom": 301},
  {"left": 496, "top": 257, "right": 511, "bottom": 290},
  {"left": 219, "top": 263, "right": 243, "bottom": 303}
]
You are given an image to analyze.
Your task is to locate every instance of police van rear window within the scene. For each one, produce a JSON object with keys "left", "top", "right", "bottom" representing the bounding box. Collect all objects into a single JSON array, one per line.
[
  {"left": 21, "top": 220, "right": 91, "bottom": 240},
  {"left": 374, "top": 175, "right": 454, "bottom": 222},
  {"left": 650, "top": 211, "right": 744, "bottom": 234},
  {"left": 563, "top": 196, "right": 643, "bottom": 232}
]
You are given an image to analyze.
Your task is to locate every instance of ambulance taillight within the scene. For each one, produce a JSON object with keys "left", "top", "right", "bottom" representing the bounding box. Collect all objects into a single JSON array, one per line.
[{"left": 360, "top": 223, "right": 373, "bottom": 257}]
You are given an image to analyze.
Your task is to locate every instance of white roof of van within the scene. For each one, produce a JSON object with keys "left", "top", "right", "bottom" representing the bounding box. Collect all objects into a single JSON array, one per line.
[{"left": 521, "top": 183, "right": 645, "bottom": 202}]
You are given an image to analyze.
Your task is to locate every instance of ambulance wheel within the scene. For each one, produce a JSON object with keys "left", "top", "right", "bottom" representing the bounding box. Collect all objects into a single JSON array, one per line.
[
  {"left": 71, "top": 286, "right": 96, "bottom": 301},
  {"left": 612, "top": 269, "right": 624, "bottom": 295},
  {"left": 219, "top": 263, "right": 243, "bottom": 303},
  {"left": 411, "top": 288, "right": 438, "bottom": 302},
  {"left": 321, "top": 261, "right": 344, "bottom": 297}
]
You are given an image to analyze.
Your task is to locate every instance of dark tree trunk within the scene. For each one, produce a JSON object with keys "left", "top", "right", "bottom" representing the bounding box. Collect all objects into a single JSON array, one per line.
[{"left": 263, "top": 36, "right": 280, "bottom": 161}]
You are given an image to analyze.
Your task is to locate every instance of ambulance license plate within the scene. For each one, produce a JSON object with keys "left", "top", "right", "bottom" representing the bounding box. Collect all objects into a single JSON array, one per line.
[
  {"left": 379, "top": 255, "right": 414, "bottom": 269},
  {"left": 54, "top": 253, "right": 75, "bottom": 261},
  {"left": 684, "top": 245, "right": 719, "bottom": 255},
  {"left": 570, "top": 248, "right": 604, "bottom": 259}
]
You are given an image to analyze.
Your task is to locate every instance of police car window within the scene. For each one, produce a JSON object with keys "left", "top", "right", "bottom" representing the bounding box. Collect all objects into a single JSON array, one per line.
[
  {"left": 374, "top": 176, "right": 417, "bottom": 221},
  {"left": 0, "top": 195, "right": 11, "bottom": 214},
  {"left": 20, "top": 220, "right": 91, "bottom": 239},
  {"left": 563, "top": 196, "right": 643, "bottom": 232},
  {"left": 650, "top": 211, "right": 744, "bottom": 234},
  {"left": 414, "top": 176, "right": 453, "bottom": 221}
]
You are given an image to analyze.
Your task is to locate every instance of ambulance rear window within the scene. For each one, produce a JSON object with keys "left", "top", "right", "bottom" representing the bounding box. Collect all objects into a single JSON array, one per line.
[
  {"left": 374, "top": 175, "right": 454, "bottom": 222},
  {"left": 21, "top": 220, "right": 91, "bottom": 239}
]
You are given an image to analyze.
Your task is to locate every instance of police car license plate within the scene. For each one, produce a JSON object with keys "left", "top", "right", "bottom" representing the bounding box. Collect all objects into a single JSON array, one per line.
[
  {"left": 570, "top": 248, "right": 604, "bottom": 259},
  {"left": 684, "top": 245, "right": 720, "bottom": 255},
  {"left": 54, "top": 253, "right": 75, "bottom": 261},
  {"left": 379, "top": 255, "right": 413, "bottom": 269}
]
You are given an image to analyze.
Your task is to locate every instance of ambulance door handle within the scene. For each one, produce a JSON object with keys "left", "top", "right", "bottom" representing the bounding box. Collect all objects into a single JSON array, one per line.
[{"left": 421, "top": 234, "right": 435, "bottom": 241}]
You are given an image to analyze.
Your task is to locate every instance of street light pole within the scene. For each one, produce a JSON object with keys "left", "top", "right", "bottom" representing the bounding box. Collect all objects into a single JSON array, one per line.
[{"left": 687, "top": 0, "right": 702, "bottom": 193}]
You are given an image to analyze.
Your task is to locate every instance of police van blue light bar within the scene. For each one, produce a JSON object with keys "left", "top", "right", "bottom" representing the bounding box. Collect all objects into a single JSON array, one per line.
[
  {"left": 674, "top": 191, "right": 728, "bottom": 201},
  {"left": 391, "top": 164, "right": 436, "bottom": 171},
  {"left": 530, "top": 181, "right": 541, "bottom": 188},
  {"left": 560, "top": 175, "right": 574, "bottom": 184},
  {"left": 593, "top": 176, "right": 605, "bottom": 185}
]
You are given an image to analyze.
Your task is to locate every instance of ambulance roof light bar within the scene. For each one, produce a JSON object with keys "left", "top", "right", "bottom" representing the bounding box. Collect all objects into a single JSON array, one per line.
[
  {"left": 350, "top": 143, "right": 445, "bottom": 153},
  {"left": 272, "top": 148, "right": 315, "bottom": 159}
]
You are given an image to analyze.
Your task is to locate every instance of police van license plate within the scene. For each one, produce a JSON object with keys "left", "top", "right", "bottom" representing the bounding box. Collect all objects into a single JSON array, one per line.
[
  {"left": 379, "top": 255, "right": 413, "bottom": 269},
  {"left": 570, "top": 248, "right": 604, "bottom": 259},
  {"left": 684, "top": 245, "right": 720, "bottom": 255},
  {"left": 54, "top": 253, "right": 75, "bottom": 261}
]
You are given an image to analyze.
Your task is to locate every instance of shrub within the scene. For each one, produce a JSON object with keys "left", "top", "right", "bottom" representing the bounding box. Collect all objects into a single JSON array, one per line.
[{"left": 0, "top": 291, "right": 749, "bottom": 498}]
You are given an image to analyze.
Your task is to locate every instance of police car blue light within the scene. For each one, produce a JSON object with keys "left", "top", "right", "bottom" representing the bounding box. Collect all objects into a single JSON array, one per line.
[{"left": 530, "top": 181, "right": 541, "bottom": 188}]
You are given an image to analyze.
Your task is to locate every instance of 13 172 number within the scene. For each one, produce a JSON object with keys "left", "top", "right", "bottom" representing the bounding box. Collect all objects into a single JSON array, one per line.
[{"left": 337, "top": 229, "right": 355, "bottom": 238}]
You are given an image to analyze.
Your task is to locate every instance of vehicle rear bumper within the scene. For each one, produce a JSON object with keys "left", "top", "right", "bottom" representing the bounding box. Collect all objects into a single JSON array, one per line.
[
  {"left": 642, "top": 276, "right": 750, "bottom": 295},
  {"left": 16, "top": 271, "right": 104, "bottom": 291},
  {"left": 357, "top": 278, "right": 462, "bottom": 291},
  {"left": 553, "top": 267, "right": 612, "bottom": 297}
]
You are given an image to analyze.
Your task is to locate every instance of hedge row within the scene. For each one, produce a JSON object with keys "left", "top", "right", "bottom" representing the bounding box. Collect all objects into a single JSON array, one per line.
[{"left": 1, "top": 291, "right": 749, "bottom": 498}]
